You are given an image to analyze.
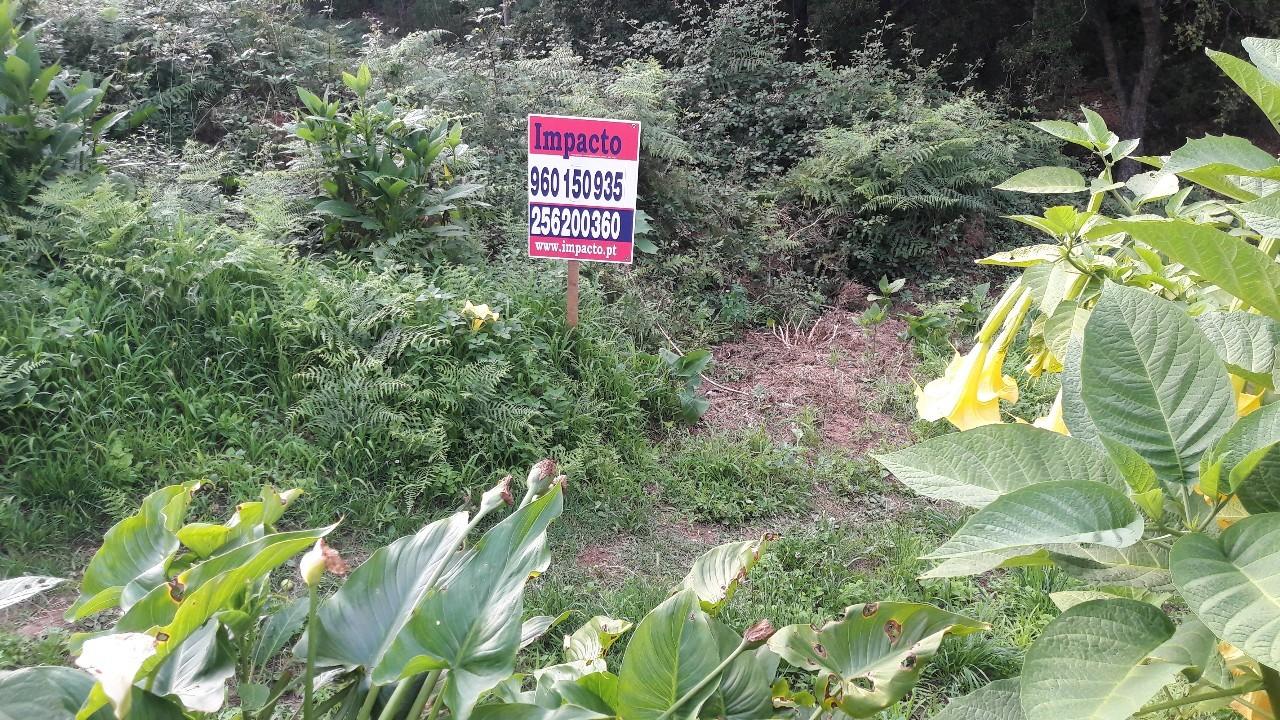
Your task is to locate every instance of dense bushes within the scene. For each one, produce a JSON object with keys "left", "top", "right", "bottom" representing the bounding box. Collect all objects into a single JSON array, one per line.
[{"left": 782, "top": 97, "right": 1061, "bottom": 274}]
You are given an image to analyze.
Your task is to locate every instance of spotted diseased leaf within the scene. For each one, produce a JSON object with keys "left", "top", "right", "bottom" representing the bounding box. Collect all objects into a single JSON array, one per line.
[
  {"left": 68, "top": 484, "right": 198, "bottom": 621},
  {"left": 767, "top": 602, "right": 986, "bottom": 717},
  {"left": 678, "top": 536, "right": 772, "bottom": 613}
]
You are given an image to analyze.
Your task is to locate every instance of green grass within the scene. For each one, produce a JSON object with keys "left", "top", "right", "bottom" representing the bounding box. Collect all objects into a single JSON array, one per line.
[
  {"left": 657, "top": 429, "right": 814, "bottom": 523},
  {"left": 0, "top": 177, "right": 685, "bottom": 571}
]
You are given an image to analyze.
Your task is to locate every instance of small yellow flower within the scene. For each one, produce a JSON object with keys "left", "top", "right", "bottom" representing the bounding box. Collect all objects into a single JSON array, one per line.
[
  {"left": 1033, "top": 389, "right": 1069, "bottom": 435},
  {"left": 1231, "top": 374, "right": 1264, "bottom": 417},
  {"left": 462, "top": 300, "right": 500, "bottom": 331}
]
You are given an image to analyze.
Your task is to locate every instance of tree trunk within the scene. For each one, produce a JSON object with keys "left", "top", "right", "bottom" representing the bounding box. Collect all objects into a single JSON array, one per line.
[{"left": 1093, "top": 0, "right": 1163, "bottom": 179}]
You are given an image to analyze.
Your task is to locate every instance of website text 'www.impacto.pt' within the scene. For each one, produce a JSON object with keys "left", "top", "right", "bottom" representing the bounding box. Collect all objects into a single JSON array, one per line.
[{"left": 532, "top": 239, "right": 619, "bottom": 258}]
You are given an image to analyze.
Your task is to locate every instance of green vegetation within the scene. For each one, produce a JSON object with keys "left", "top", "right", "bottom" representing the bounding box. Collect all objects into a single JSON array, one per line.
[{"left": 1, "top": 0, "right": 1278, "bottom": 719}]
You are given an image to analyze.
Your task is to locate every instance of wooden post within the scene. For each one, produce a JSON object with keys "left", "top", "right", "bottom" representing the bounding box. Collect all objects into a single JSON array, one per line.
[{"left": 566, "top": 260, "right": 580, "bottom": 327}]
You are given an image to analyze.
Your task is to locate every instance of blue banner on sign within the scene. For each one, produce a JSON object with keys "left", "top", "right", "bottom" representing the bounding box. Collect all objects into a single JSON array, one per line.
[{"left": 527, "top": 203, "right": 634, "bottom": 243}]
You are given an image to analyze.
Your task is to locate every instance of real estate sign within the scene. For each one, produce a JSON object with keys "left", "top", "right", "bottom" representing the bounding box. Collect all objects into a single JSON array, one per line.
[{"left": 527, "top": 114, "right": 641, "bottom": 264}]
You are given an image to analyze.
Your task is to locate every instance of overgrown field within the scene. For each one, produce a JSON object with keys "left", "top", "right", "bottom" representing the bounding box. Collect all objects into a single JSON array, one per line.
[{"left": 2, "top": 2, "right": 1280, "bottom": 720}]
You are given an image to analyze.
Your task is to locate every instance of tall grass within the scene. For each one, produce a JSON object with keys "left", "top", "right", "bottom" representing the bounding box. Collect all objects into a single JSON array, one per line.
[{"left": 0, "top": 176, "right": 681, "bottom": 563}]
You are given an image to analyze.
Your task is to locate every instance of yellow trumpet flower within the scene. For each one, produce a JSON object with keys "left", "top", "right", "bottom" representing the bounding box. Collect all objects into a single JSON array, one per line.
[
  {"left": 1033, "top": 389, "right": 1069, "bottom": 435},
  {"left": 1231, "top": 374, "right": 1264, "bottom": 417},
  {"left": 916, "top": 281, "right": 1030, "bottom": 431},
  {"left": 462, "top": 300, "right": 500, "bottom": 331},
  {"left": 1023, "top": 346, "right": 1062, "bottom": 377}
]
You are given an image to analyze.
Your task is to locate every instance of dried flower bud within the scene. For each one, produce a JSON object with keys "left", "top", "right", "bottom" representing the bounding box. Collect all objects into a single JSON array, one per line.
[
  {"left": 300, "top": 539, "right": 347, "bottom": 587},
  {"left": 479, "top": 475, "right": 514, "bottom": 514},
  {"left": 743, "top": 619, "right": 776, "bottom": 648},
  {"left": 552, "top": 474, "right": 568, "bottom": 490}
]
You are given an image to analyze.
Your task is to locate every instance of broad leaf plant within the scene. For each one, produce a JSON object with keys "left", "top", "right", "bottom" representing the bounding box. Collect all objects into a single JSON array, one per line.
[{"left": 0, "top": 460, "right": 983, "bottom": 719}]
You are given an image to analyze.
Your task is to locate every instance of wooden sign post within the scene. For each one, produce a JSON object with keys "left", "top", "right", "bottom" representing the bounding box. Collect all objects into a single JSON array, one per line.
[
  {"left": 526, "top": 114, "right": 642, "bottom": 328},
  {"left": 566, "top": 260, "right": 580, "bottom": 327}
]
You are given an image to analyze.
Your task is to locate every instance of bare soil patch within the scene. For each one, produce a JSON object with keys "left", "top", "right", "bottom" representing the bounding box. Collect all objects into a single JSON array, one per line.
[{"left": 700, "top": 309, "right": 917, "bottom": 454}]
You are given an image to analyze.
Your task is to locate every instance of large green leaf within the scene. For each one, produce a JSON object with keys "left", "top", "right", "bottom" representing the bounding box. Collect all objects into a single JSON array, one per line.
[
  {"left": 699, "top": 619, "right": 778, "bottom": 720},
  {"left": 995, "top": 166, "right": 1087, "bottom": 194},
  {"left": 372, "top": 486, "right": 563, "bottom": 720},
  {"left": 68, "top": 484, "right": 197, "bottom": 620},
  {"left": 874, "top": 425, "right": 1123, "bottom": 508},
  {"left": 0, "top": 667, "right": 108, "bottom": 720},
  {"left": 768, "top": 602, "right": 986, "bottom": 718},
  {"left": 563, "top": 616, "right": 633, "bottom": 663},
  {"left": 1197, "top": 312, "right": 1280, "bottom": 388},
  {"left": 116, "top": 526, "right": 334, "bottom": 633},
  {"left": 922, "top": 480, "right": 1143, "bottom": 561},
  {"left": 616, "top": 589, "right": 719, "bottom": 720},
  {"left": 931, "top": 678, "right": 1024, "bottom": 720},
  {"left": 1079, "top": 282, "right": 1235, "bottom": 485},
  {"left": 1020, "top": 599, "right": 1182, "bottom": 720},
  {"left": 1101, "top": 220, "right": 1280, "bottom": 321},
  {"left": 306, "top": 512, "right": 468, "bottom": 670},
  {"left": 147, "top": 621, "right": 236, "bottom": 713},
  {"left": 1148, "top": 617, "right": 1220, "bottom": 682},
  {"left": 1050, "top": 541, "right": 1172, "bottom": 590},
  {"left": 1060, "top": 335, "right": 1100, "bottom": 444},
  {"left": 1244, "top": 37, "right": 1280, "bottom": 83},
  {"left": 677, "top": 537, "right": 770, "bottom": 613},
  {"left": 252, "top": 598, "right": 308, "bottom": 670},
  {"left": 1201, "top": 402, "right": 1280, "bottom": 506},
  {"left": 1209, "top": 48, "right": 1280, "bottom": 133},
  {"left": 1173, "top": 513, "right": 1280, "bottom": 667},
  {"left": 1235, "top": 190, "right": 1280, "bottom": 239},
  {"left": 175, "top": 485, "right": 302, "bottom": 559},
  {"left": 1159, "top": 135, "right": 1280, "bottom": 201},
  {"left": 76, "top": 523, "right": 336, "bottom": 719}
]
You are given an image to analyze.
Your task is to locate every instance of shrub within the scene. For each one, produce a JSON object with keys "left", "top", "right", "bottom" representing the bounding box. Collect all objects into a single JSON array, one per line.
[
  {"left": 889, "top": 35, "right": 1280, "bottom": 717},
  {"left": 0, "top": 174, "right": 679, "bottom": 542},
  {"left": 0, "top": 0, "right": 122, "bottom": 209},
  {"left": 293, "top": 66, "right": 484, "bottom": 259},
  {"left": 782, "top": 98, "right": 1060, "bottom": 275}
]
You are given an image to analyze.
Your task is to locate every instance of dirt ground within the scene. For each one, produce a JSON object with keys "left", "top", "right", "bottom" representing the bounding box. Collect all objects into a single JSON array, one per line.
[
  {"left": 700, "top": 308, "right": 917, "bottom": 454},
  {"left": 571, "top": 305, "right": 925, "bottom": 581}
]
